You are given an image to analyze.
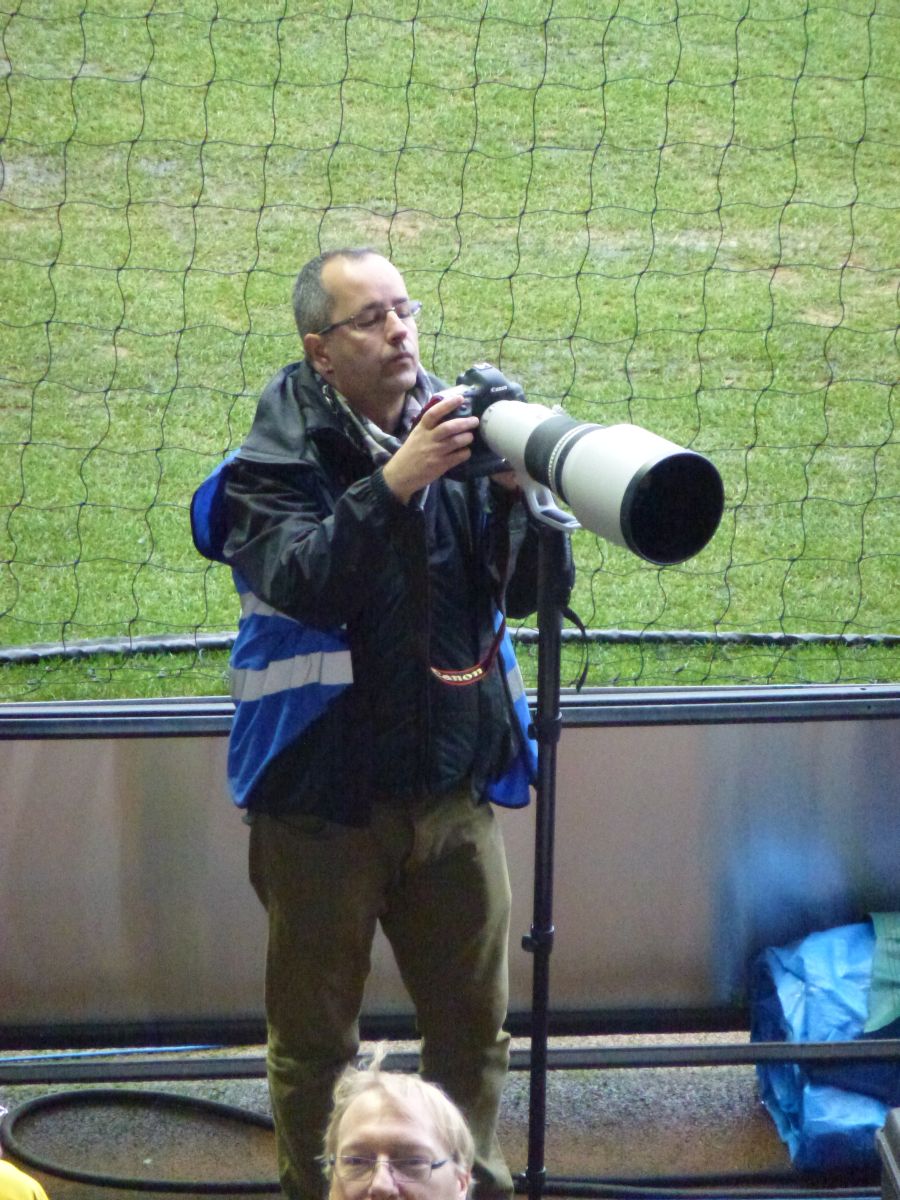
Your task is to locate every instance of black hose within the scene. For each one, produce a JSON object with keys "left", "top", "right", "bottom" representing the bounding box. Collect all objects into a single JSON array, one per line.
[
  {"left": 0, "top": 1088, "right": 281, "bottom": 1193},
  {"left": 0, "top": 1089, "right": 881, "bottom": 1199}
]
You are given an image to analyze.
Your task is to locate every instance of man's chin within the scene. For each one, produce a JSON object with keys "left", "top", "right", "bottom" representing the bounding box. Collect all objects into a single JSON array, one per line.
[{"left": 386, "top": 358, "right": 419, "bottom": 388}]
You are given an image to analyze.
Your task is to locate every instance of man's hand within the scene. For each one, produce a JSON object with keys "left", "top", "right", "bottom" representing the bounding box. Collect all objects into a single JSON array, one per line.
[{"left": 382, "top": 394, "right": 478, "bottom": 504}]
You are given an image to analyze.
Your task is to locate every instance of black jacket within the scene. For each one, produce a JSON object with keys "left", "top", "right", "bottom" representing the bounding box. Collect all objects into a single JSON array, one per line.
[{"left": 220, "top": 360, "right": 543, "bottom": 823}]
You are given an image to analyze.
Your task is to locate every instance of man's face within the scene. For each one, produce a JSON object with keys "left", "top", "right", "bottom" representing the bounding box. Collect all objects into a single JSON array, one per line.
[
  {"left": 329, "top": 1090, "right": 469, "bottom": 1200},
  {"left": 305, "top": 254, "right": 421, "bottom": 427}
]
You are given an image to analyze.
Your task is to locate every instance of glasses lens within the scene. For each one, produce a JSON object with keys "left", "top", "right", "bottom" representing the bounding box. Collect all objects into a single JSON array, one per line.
[
  {"left": 337, "top": 1156, "right": 375, "bottom": 1181},
  {"left": 352, "top": 301, "right": 422, "bottom": 331},
  {"left": 392, "top": 1158, "right": 432, "bottom": 1183},
  {"left": 351, "top": 305, "right": 384, "bottom": 331}
]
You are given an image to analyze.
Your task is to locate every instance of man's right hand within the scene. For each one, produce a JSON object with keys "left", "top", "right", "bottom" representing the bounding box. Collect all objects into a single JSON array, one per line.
[{"left": 382, "top": 393, "right": 479, "bottom": 504}]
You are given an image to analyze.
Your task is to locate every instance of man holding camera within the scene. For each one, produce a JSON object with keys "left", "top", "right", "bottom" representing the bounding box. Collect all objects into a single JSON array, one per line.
[{"left": 192, "top": 248, "right": 557, "bottom": 1200}]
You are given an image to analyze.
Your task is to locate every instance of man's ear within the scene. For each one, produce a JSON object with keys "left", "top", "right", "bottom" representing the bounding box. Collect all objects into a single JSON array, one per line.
[
  {"left": 304, "top": 332, "right": 331, "bottom": 379},
  {"left": 454, "top": 1168, "right": 471, "bottom": 1200}
]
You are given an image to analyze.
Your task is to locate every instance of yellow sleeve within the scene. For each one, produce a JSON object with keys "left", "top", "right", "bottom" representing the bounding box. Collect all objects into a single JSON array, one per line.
[{"left": 0, "top": 1160, "right": 50, "bottom": 1200}]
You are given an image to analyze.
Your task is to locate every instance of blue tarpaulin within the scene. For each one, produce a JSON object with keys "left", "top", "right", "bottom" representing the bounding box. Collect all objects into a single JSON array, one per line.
[{"left": 750, "top": 914, "right": 900, "bottom": 1171}]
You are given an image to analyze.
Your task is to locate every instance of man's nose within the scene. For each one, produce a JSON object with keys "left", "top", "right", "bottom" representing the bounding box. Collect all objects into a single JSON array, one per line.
[
  {"left": 367, "top": 1159, "right": 400, "bottom": 1196},
  {"left": 384, "top": 309, "right": 409, "bottom": 339}
]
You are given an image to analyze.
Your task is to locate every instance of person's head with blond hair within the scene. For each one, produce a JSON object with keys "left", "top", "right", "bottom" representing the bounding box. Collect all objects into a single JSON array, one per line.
[{"left": 322, "top": 1047, "right": 474, "bottom": 1200}]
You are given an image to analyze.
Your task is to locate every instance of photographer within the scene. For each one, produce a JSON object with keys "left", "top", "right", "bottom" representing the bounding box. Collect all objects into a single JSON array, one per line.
[{"left": 191, "top": 248, "right": 567, "bottom": 1200}]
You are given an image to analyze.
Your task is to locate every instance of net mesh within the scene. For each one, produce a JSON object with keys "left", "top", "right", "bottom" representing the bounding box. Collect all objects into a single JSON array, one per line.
[{"left": 1, "top": 0, "right": 897, "bottom": 699}]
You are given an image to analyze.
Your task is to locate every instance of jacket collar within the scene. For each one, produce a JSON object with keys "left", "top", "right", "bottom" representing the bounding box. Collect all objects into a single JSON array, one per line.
[{"left": 238, "top": 360, "right": 440, "bottom": 465}]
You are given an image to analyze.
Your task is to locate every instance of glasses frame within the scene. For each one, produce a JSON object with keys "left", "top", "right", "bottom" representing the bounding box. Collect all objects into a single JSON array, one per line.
[
  {"left": 316, "top": 300, "right": 422, "bottom": 337},
  {"left": 330, "top": 1154, "right": 450, "bottom": 1187}
]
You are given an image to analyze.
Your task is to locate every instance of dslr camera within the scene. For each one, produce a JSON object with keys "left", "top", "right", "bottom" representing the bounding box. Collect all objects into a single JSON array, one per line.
[{"left": 422, "top": 362, "right": 524, "bottom": 480}]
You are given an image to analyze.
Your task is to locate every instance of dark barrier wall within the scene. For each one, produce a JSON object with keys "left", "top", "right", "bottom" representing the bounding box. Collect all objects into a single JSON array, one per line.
[{"left": 1, "top": 685, "right": 898, "bottom": 1045}]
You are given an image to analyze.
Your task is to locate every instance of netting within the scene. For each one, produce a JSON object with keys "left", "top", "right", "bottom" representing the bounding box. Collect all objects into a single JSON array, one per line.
[{"left": 1, "top": 0, "right": 897, "bottom": 700}]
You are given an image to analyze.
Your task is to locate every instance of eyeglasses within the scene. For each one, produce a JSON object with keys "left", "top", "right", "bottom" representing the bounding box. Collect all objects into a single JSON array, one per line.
[
  {"left": 317, "top": 300, "right": 423, "bottom": 337},
  {"left": 330, "top": 1154, "right": 450, "bottom": 1187}
]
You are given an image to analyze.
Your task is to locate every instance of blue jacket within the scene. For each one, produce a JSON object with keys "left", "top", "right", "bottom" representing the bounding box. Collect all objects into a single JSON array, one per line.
[{"left": 190, "top": 362, "right": 539, "bottom": 821}]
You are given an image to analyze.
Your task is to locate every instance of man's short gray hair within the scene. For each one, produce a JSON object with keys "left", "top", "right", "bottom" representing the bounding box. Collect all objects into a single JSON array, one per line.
[{"left": 292, "top": 247, "right": 380, "bottom": 344}]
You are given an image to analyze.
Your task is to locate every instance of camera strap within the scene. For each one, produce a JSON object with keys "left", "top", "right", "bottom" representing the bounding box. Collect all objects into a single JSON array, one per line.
[
  {"left": 430, "top": 617, "right": 507, "bottom": 687},
  {"left": 425, "top": 418, "right": 513, "bottom": 688}
]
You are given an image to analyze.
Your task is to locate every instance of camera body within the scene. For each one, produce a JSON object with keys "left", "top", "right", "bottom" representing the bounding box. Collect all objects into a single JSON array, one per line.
[
  {"left": 452, "top": 362, "right": 527, "bottom": 416},
  {"left": 435, "top": 363, "right": 526, "bottom": 480}
]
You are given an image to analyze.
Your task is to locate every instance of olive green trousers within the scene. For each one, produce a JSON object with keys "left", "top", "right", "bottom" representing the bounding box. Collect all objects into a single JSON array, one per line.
[{"left": 248, "top": 785, "right": 514, "bottom": 1200}]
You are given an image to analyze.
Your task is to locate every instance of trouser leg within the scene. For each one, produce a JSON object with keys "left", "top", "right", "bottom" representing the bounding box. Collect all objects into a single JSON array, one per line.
[
  {"left": 382, "top": 789, "right": 514, "bottom": 1200},
  {"left": 248, "top": 812, "right": 387, "bottom": 1200}
]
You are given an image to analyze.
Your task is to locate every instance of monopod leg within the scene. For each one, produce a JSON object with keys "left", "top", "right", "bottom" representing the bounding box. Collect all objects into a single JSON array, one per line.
[{"left": 522, "top": 522, "right": 567, "bottom": 1200}]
